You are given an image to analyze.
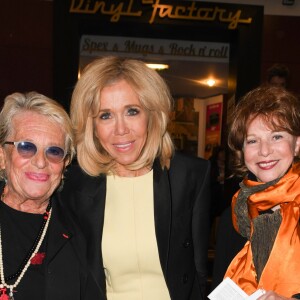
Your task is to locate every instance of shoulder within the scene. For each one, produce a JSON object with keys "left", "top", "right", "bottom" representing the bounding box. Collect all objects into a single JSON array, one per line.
[
  {"left": 170, "top": 151, "right": 210, "bottom": 172},
  {"left": 63, "top": 163, "right": 105, "bottom": 195},
  {"left": 168, "top": 152, "right": 210, "bottom": 186},
  {"left": 59, "top": 163, "right": 106, "bottom": 218}
]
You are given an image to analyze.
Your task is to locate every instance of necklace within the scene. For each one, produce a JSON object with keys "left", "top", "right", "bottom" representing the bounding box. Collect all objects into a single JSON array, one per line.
[{"left": 0, "top": 199, "right": 52, "bottom": 300}]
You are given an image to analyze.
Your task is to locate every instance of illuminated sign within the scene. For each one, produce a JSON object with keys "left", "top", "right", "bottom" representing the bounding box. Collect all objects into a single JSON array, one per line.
[{"left": 69, "top": 0, "right": 253, "bottom": 30}]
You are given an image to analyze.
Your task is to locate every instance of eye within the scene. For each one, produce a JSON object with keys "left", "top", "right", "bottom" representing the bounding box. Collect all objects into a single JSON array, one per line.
[
  {"left": 19, "top": 141, "right": 36, "bottom": 152},
  {"left": 127, "top": 107, "right": 139, "bottom": 116},
  {"left": 99, "top": 112, "right": 111, "bottom": 120},
  {"left": 273, "top": 134, "right": 283, "bottom": 141},
  {"left": 245, "top": 139, "right": 256, "bottom": 145},
  {"left": 17, "top": 141, "right": 37, "bottom": 156},
  {"left": 47, "top": 146, "right": 65, "bottom": 158}
]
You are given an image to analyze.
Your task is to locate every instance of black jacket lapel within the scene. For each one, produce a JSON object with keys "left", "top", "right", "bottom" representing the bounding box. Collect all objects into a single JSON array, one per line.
[
  {"left": 153, "top": 159, "right": 172, "bottom": 277},
  {"left": 75, "top": 175, "right": 107, "bottom": 293},
  {"left": 46, "top": 196, "right": 76, "bottom": 264}
]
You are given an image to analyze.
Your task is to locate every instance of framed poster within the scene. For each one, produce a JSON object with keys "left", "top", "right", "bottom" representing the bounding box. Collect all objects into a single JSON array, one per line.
[
  {"left": 168, "top": 97, "right": 199, "bottom": 156},
  {"left": 204, "top": 102, "right": 223, "bottom": 159}
]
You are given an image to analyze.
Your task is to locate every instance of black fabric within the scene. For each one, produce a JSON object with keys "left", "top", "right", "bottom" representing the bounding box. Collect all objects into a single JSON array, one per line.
[
  {"left": 0, "top": 181, "right": 105, "bottom": 300},
  {"left": 61, "top": 152, "right": 211, "bottom": 300},
  {"left": 46, "top": 194, "right": 105, "bottom": 300},
  {"left": 209, "top": 158, "right": 225, "bottom": 218},
  {"left": 211, "top": 206, "right": 247, "bottom": 290},
  {"left": 0, "top": 201, "right": 46, "bottom": 300}
]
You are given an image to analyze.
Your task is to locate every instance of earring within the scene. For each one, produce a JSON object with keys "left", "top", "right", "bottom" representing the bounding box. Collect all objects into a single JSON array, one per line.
[
  {"left": 57, "top": 175, "right": 64, "bottom": 192},
  {"left": 0, "top": 169, "right": 7, "bottom": 183}
]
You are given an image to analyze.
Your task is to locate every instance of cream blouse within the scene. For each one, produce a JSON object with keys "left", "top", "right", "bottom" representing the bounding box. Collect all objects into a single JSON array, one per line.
[{"left": 102, "top": 170, "right": 170, "bottom": 300}]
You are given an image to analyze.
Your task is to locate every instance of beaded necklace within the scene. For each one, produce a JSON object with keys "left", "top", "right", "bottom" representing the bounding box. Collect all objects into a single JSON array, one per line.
[{"left": 0, "top": 196, "right": 52, "bottom": 300}]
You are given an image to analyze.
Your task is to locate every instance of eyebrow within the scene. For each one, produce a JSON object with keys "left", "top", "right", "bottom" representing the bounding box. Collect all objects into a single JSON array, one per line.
[{"left": 99, "top": 104, "right": 142, "bottom": 111}]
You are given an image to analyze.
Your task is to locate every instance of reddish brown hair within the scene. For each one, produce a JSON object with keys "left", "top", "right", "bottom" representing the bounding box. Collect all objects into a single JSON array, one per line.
[{"left": 228, "top": 86, "right": 300, "bottom": 176}]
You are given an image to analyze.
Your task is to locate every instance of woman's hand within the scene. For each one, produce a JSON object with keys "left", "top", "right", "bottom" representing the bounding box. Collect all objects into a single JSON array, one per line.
[{"left": 258, "top": 290, "right": 297, "bottom": 300}]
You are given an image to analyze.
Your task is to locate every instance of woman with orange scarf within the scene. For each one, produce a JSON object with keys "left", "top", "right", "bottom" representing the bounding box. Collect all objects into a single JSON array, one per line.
[{"left": 224, "top": 86, "right": 300, "bottom": 299}]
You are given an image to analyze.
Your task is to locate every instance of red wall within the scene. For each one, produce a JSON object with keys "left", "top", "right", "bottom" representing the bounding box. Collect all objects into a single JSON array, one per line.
[
  {"left": 0, "top": 2, "right": 299, "bottom": 104},
  {"left": 261, "top": 15, "right": 300, "bottom": 95},
  {"left": 0, "top": 0, "right": 53, "bottom": 103}
]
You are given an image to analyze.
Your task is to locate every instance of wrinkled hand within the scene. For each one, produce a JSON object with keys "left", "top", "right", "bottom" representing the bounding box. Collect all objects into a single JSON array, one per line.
[{"left": 257, "top": 291, "right": 297, "bottom": 300}]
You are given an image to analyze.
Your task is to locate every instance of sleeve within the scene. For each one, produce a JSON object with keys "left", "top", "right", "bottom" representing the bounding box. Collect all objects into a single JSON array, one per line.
[{"left": 192, "top": 159, "right": 211, "bottom": 297}]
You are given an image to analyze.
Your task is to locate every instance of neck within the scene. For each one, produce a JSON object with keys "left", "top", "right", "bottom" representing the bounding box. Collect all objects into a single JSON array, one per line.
[
  {"left": 115, "top": 166, "right": 151, "bottom": 177},
  {"left": 1, "top": 192, "right": 49, "bottom": 214}
]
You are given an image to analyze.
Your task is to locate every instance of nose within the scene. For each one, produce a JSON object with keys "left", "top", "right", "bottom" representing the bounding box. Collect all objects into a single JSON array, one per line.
[
  {"left": 31, "top": 149, "right": 48, "bottom": 168},
  {"left": 259, "top": 140, "right": 273, "bottom": 157},
  {"left": 114, "top": 116, "right": 129, "bottom": 136}
]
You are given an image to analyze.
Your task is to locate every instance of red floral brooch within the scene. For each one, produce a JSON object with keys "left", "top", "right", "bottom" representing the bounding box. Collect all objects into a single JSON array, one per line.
[{"left": 30, "top": 252, "right": 46, "bottom": 265}]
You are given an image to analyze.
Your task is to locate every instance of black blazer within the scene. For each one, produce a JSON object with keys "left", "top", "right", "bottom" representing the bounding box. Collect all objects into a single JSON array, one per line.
[
  {"left": 62, "top": 152, "right": 211, "bottom": 300},
  {"left": 47, "top": 194, "right": 105, "bottom": 299},
  {"left": 211, "top": 206, "right": 247, "bottom": 290},
  {"left": 0, "top": 179, "right": 104, "bottom": 300}
]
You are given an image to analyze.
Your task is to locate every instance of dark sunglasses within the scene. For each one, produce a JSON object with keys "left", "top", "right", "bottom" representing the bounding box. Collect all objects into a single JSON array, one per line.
[{"left": 4, "top": 141, "right": 67, "bottom": 164}]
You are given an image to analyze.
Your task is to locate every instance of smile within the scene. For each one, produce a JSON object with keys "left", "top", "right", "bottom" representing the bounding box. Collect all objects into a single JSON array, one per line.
[
  {"left": 113, "top": 142, "right": 134, "bottom": 151},
  {"left": 26, "top": 172, "right": 49, "bottom": 181},
  {"left": 115, "top": 143, "right": 132, "bottom": 148},
  {"left": 257, "top": 160, "right": 278, "bottom": 168},
  {"left": 115, "top": 142, "right": 132, "bottom": 148}
]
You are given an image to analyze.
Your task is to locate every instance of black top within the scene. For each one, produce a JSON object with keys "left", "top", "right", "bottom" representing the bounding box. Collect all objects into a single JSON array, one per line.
[{"left": 0, "top": 200, "right": 47, "bottom": 300}]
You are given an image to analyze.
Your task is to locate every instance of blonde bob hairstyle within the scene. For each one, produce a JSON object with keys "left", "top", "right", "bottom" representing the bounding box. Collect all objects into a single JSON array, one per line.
[
  {"left": 0, "top": 92, "right": 75, "bottom": 179},
  {"left": 228, "top": 86, "right": 300, "bottom": 177},
  {"left": 71, "top": 56, "right": 175, "bottom": 176}
]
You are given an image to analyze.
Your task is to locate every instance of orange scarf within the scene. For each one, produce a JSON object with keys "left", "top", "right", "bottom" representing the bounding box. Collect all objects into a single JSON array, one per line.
[{"left": 225, "top": 163, "right": 300, "bottom": 297}]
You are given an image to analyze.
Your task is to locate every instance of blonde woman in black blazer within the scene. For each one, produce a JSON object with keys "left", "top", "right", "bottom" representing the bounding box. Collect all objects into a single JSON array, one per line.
[{"left": 62, "top": 56, "right": 211, "bottom": 300}]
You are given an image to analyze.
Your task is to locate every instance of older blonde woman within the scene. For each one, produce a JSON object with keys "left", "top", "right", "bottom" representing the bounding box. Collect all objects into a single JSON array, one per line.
[
  {"left": 62, "top": 56, "right": 211, "bottom": 300},
  {"left": 0, "top": 92, "right": 103, "bottom": 299}
]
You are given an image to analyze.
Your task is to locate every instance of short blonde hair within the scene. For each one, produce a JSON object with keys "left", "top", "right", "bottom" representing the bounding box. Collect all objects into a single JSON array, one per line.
[
  {"left": 0, "top": 92, "right": 75, "bottom": 176},
  {"left": 71, "top": 56, "right": 175, "bottom": 176}
]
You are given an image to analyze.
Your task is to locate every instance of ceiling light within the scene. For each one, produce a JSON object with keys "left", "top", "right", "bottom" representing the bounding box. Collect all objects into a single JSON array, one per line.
[
  {"left": 206, "top": 79, "right": 216, "bottom": 87},
  {"left": 146, "top": 63, "right": 169, "bottom": 70}
]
